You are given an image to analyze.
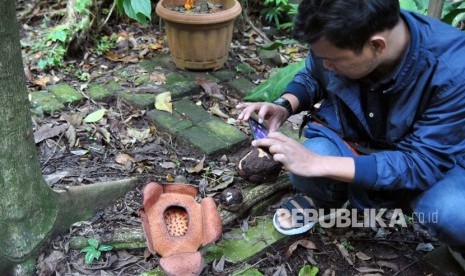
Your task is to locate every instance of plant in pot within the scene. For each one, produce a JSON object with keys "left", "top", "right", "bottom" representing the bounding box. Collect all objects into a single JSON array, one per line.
[{"left": 155, "top": 0, "right": 242, "bottom": 70}]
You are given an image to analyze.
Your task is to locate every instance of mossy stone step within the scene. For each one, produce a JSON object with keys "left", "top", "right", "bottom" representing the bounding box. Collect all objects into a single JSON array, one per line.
[{"left": 147, "top": 99, "right": 248, "bottom": 156}]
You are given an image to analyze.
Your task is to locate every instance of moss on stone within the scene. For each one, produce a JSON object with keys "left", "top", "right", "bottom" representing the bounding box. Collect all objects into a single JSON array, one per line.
[
  {"left": 202, "top": 217, "right": 285, "bottom": 263},
  {"left": 88, "top": 84, "right": 114, "bottom": 101},
  {"left": 203, "top": 119, "right": 248, "bottom": 145},
  {"left": 235, "top": 63, "right": 255, "bottom": 74},
  {"left": 147, "top": 109, "right": 193, "bottom": 134},
  {"left": 48, "top": 84, "right": 84, "bottom": 104},
  {"left": 212, "top": 70, "right": 237, "bottom": 81},
  {"left": 29, "top": 92, "right": 65, "bottom": 115},
  {"left": 120, "top": 93, "right": 156, "bottom": 109}
]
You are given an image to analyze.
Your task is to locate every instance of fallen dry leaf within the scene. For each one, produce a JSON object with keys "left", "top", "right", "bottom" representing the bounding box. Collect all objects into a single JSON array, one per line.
[
  {"left": 186, "top": 155, "right": 206, "bottom": 174},
  {"left": 65, "top": 125, "right": 76, "bottom": 147},
  {"left": 149, "top": 72, "right": 166, "bottom": 84},
  {"left": 376, "top": 260, "right": 399, "bottom": 272},
  {"left": 212, "top": 255, "right": 225, "bottom": 273},
  {"left": 61, "top": 113, "right": 83, "bottom": 127},
  {"left": 149, "top": 43, "right": 164, "bottom": 50},
  {"left": 197, "top": 79, "right": 225, "bottom": 100},
  {"left": 115, "top": 153, "right": 137, "bottom": 165},
  {"left": 105, "top": 51, "right": 139, "bottom": 63},
  {"left": 160, "top": 161, "right": 176, "bottom": 169},
  {"left": 208, "top": 102, "right": 229, "bottom": 119},
  {"left": 98, "top": 126, "right": 111, "bottom": 143},
  {"left": 127, "top": 127, "right": 151, "bottom": 142},
  {"left": 354, "top": 267, "right": 384, "bottom": 274},
  {"left": 34, "top": 123, "right": 69, "bottom": 144},
  {"left": 284, "top": 239, "right": 317, "bottom": 258},
  {"left": 166, "top": 173, "right": 175, "bottom": 182},
  {"left": 285, "top": 46, "right": 300, "bottom": 55},
  {"left": 355, "top": 251, "right": 372, "bottom": 261},
  {"left": 33, "top": 75, "right": 51, "bottom": 88},
  {"left": 155, "top": 92, "right": 172, "bottom": 113}
]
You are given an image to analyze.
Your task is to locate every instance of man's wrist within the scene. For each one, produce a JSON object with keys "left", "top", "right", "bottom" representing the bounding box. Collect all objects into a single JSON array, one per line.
[{"left": 273, "top": 97, "right": 293, "bottom": 116}]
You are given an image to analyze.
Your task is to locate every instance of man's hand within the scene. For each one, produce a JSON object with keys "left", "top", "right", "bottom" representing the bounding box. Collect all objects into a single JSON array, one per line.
[
  {"left": 236, "top": 102, "right": 288, "bottom": 132},
  {"left": 252, "top": 132, "right": 321, "bottom": 176},
  {"left": 252, "top": 132, "right": 356, "bottom": 182}
]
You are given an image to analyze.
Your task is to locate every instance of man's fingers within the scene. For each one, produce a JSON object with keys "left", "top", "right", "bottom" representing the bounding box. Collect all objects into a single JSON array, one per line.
[
  {"left": 237, "top": 105, "right": 257, "bottom": 121},
  {"left": 251, "top": 138, "right": 274, "bottom": 148},
  {"left": 257, "top": 105, "right": 271, "bottom": 124},
  {"left": 266, "top": 131, "right": 291, "bottom": 142},
  {"left": 272, "top": 153, "right": 286, "bottom": 164}
]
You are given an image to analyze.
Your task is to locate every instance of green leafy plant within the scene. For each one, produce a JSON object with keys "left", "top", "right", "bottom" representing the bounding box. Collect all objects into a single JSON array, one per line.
[
  {"left": 261, "top": 0, "right": 298, "bottom": 30},
  {"left": 81, "top": 238, "right": 113, "bottom": 265},
  {"left": 341, "top": 240, "right": 355, "bottom": 251},
  {"left": 245, "top": 59, "right": 305, "bottom": 102},
  {"left": 31, "top": 0, "right": 93, "bottom": 70},
  {"left": 298, "top": 264, "right": 319, "bottom": 276},
  {"left": 75, "top": 70, "right": 91, "bottom": 81},
  {"left": 400, "top": 0, "right": 465, "bottom": 28},
  {"left": 116, "top": 0, "right": 152, "bottom": 25},
  {"left": 399, "top": 0, "right": 429, "bottom": 14},
  {"left": 94, "top": 33, "right": 118, "bottom": 55}
]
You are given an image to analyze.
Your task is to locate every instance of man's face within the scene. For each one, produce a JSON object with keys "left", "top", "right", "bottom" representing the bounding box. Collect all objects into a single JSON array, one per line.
[{"left": 310, "top": 38, "right": 379, "bottom": 79}]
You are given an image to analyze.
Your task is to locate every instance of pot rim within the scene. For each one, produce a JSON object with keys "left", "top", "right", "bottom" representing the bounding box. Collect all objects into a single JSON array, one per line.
[{"left": 155, "top": 0, "right": 242, "bottom": 25}]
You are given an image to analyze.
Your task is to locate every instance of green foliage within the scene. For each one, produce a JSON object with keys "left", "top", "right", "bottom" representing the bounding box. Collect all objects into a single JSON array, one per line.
[
  {"left": 28, "top": 24, "right": 72, "bottom": 70},
  {"left": 400, "top": 0, "right": 465, "bottom": 28},
  {"left": 399, "top": 0, "right": 429, "bottom": 14},
  {"left": 442, "top": 0, "right": 465, "bottom": 27},
  {"left": 298, "top": 264, "right": 319, "bottom": 276},
  {"left": 116, "top": 0, "right": 152, "bottom": 25},
  {"left": 29, "top": 0, "right": 94, "bottom": 70},
  {"left": 81, "top": 238, "right": 113, "bottom": 265},
  {"left": 261, "top": 0, "right": 298, "bottom": 30},
  {"left": 244, "top": 59, "right": 305, "bottom": 102},
  {"left": 76, "top": 0, "right": 93, "bottom": 13},
  {"left": 341, "top": 240, "right": 355, "bottom": 251},
  {"left": 94, "top": 33, "right": 118, "bottom": 55},
  {"left": 75, "top": 70, "right": 91, "bottom": 81},
  {"left": 261, "top": 38, "right": 298, "bottom": 50}
]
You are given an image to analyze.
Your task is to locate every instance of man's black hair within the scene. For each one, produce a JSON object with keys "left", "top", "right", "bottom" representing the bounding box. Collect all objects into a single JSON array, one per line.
[{"left": 293, "top": 0, "right": 401, "bottom": 53}]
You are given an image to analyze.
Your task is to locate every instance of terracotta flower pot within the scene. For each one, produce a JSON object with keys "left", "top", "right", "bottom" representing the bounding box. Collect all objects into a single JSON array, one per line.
[{"left": 155, "top": 0, "right": 242, "bottom": 70}]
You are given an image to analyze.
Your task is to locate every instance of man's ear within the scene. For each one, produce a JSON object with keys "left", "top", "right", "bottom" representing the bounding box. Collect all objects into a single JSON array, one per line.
[{"left": 369, "top": 35, "right": 387, "bottom": 54}]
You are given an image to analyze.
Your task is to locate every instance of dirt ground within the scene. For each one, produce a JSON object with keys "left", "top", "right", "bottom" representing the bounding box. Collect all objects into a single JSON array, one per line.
[{"left": 16, "top": 1, "right": 443, "bottom": 275}]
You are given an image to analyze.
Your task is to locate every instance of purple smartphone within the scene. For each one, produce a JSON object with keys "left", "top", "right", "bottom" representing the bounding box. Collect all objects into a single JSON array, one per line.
[{"left": 248, "top": 118, "right": 269, "bottom": 140}]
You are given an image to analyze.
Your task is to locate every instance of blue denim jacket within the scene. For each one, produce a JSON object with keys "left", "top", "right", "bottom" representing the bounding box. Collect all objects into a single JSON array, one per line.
[{"left": 285, "top": 11, "right": 465, "bottom": 193}]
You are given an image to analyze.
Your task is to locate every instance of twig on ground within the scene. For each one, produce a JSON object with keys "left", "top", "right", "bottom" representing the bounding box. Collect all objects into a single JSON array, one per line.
[
  {"left": 242, "top": 9, "right": 271, "bottom": 44},
  {"left": 43, "top": 130, "right": 66, "bottom": 166},
  {"left": 349, "top": 237, "right": 441, "bottom": 246},
  {"left": 391, "top": 259, "right": 420, "bottom": 276},
  {"left": 102, "top": 0, "right": 116, "bottom": 27}
]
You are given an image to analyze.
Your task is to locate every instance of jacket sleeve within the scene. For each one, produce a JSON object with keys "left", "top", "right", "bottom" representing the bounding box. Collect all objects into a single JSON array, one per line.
[
  {"left": 354, "top": 78, "right": 465, "bottom": 191},
  {"left": 283, "top": 53, "right": 325, "bottom": 113}
]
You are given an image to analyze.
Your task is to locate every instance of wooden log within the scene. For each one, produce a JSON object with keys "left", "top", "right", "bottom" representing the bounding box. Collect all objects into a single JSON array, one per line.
[{"left": 68, "top": 175, "right": 292, "bottom": 250}]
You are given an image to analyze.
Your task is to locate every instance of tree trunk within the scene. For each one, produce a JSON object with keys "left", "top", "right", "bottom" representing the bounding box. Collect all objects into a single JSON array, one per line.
[
  {"left": 0, "top": 1, "right": 59, "bottom": 273},
  {"left": 427, "top": 0, "right": 445, "bottom": 19},
  {"left": 0, "top": 1, "right": 139, "bottom": 274}
]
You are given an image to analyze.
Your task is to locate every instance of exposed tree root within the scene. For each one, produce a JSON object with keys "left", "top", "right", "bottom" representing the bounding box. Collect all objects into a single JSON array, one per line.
[
  {"left": 54, "top": 178, "right": 141, "bottom": 234},
  {"left": 67, "top": 176, "right": 292, "bottom": 250}
]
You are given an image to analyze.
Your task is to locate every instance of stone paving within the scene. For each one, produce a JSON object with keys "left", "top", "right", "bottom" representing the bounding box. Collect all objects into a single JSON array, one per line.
[{"left": 29, "top": 54, "right": 263, "bottom": 156}]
